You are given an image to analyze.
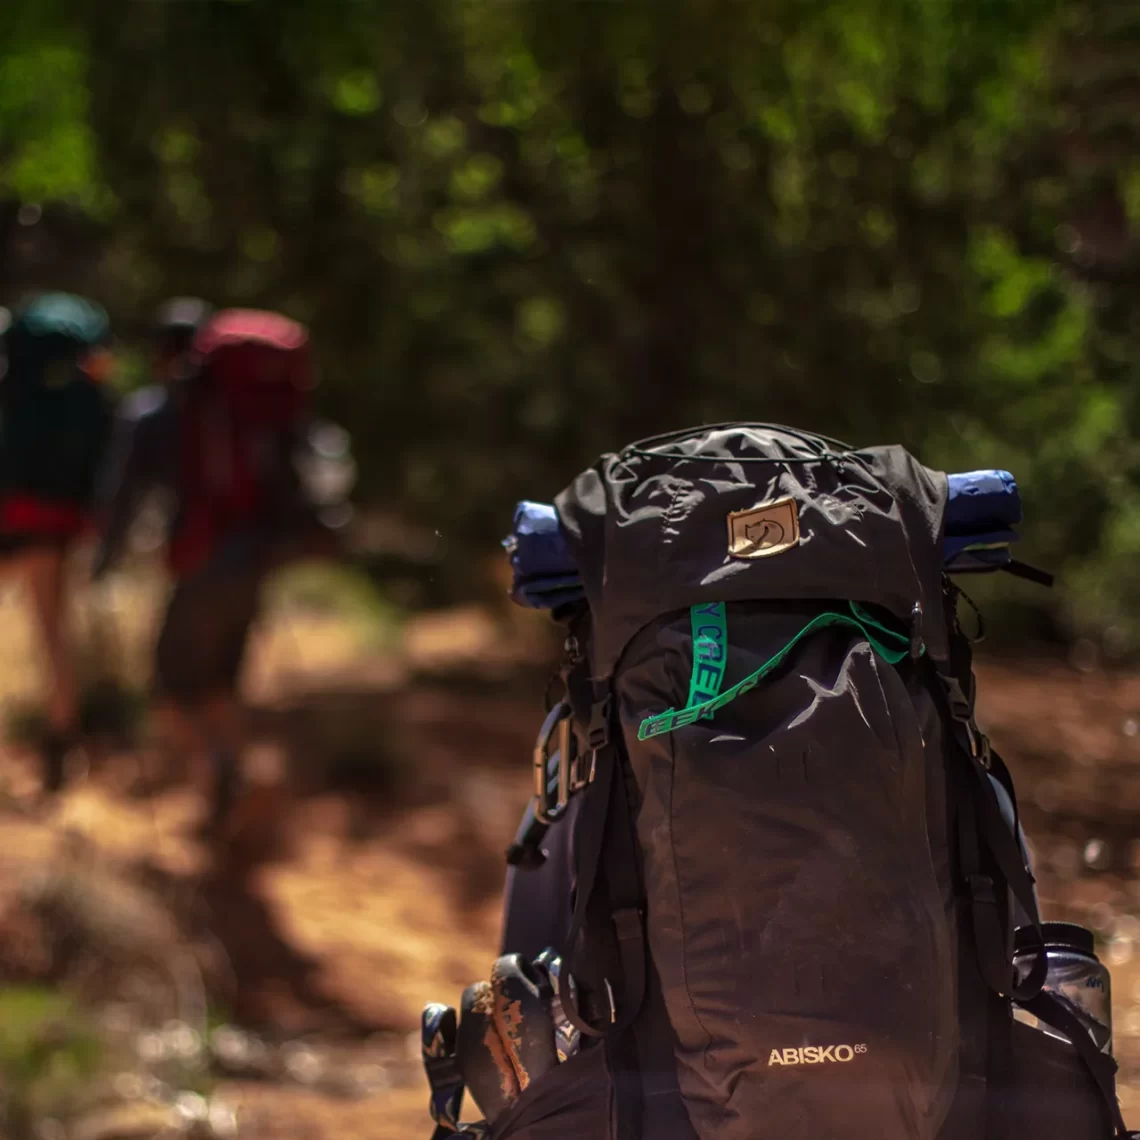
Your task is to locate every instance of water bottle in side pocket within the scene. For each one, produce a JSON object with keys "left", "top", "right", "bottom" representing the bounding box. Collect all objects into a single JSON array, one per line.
[{"left": 1013, "top": 922, "right": 1112, "bottom": 1056}]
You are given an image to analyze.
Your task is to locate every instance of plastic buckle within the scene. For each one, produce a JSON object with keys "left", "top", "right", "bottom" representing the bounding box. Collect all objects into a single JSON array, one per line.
[
  {"left": 937, "top": 672, "right": 992, "bottom": 766},
  {"left": 940, "top": 674, "right": 973, "bottom": 723},
  {"left": 568, "top": 743, "right": 591, "bottom": 795},
  {"left": 967, "top": 873, "right": 997, "bottom": 906},
  {"left": 959, "top": 718, "right": 992, "bottom": 769},
  {"left": 533, "top": 701, "right": 574, "bottom": 825},
  {"left": 612, "top": 906, "right": 644, "bottom": 943},
  {"left": 587, "top": 695, "right": 611, "bottom": 751},
  {"left": 978, "top": 732, "right": 993, "bottom": 771},
  {"left": 909, "top": 601, "right": 924, "bottom": 660}
]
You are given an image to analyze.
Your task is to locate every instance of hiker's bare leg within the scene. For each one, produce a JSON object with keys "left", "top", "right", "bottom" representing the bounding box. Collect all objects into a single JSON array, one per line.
[
  {"left": 145, "top": 699, "right": 203, "bottom": 789},
  {"left": 146, "top": 697, "right": 236, "bottom": 835},
  {"left": 202, "top": 691, "right": 245, "bottom": 760},
  {"left": 201, "top": 690, "right": 246, "bottom": 833},
  {"left": 22, "top": 545, "right": 79, "bottom": 791},
  {"left": 153, "top": 562, "right": 260, "bottom": 838},
  {"left": 23, "top": 546, "right": 77, "bottom": 735}
]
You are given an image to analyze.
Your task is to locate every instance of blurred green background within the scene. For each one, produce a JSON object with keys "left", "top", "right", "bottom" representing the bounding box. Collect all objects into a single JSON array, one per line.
[
  {"left": 1, "top": 5, "right": 1139, "bottom": 1137},
  {"left": 0, "top": 0, "right": 1137, "bottom": 651}
]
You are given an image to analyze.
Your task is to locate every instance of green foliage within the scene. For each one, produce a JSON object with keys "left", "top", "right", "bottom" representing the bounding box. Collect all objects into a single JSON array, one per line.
[
  {"left": 262, "top": 559, "right": 406, "bottom": 649},
  {"left": 0, "top": 987, "right": 103, "bottom": 1132},
  {"left": 0, "top": 0, "right": 1136, "bottom": 650}
]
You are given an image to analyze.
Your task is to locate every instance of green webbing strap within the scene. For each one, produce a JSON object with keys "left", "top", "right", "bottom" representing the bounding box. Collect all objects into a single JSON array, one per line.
[
  {"left": 687, "top": 602, "right": 728, "bottom": 712},
  {"left": 638, "top": 602, "right": 917, "bottom": 741}
]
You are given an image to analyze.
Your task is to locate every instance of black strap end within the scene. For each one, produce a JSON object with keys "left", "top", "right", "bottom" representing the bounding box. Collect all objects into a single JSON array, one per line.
[
  {"left": 1002, "top": 559, "right": 1055, "bottom": 588},
  {"left": 505, "top": 840, "right": 547, "bottom": 869}
]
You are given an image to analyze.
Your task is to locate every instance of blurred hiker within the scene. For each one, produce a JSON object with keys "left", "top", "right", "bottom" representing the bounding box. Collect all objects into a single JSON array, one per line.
[
  {"left": 0, "top": 292, "right": 116, "bottom": 793},
  {"left": 93, "top": 305, "right": 342, "bottom": 840},
  {"left": 146, "top": 295, "right": 213, "bottom": 400},
  {"left": 94, "top": 298, "right": 214, "bottom": 566}
]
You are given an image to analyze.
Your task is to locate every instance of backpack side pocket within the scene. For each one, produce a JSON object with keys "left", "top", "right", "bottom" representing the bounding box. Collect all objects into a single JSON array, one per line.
[{"left": 999, "top": 1020, "right": 1116, "bottom": 1139}]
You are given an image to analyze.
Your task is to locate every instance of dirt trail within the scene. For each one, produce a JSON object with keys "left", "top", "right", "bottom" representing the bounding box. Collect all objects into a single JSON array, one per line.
[{"left": 1, "top": 591, "right": 1138, "bottom": 1136}]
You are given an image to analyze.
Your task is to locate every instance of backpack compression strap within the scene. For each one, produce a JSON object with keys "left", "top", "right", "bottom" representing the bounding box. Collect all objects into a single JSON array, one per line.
[{"left": 638, "top": 601, "right": 914, "bottom": 740}]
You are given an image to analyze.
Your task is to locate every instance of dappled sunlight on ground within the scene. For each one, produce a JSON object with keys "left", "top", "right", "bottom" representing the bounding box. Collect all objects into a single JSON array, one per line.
[{"left": 0, "top": 572, "right": 1137, "bottom": 1135}]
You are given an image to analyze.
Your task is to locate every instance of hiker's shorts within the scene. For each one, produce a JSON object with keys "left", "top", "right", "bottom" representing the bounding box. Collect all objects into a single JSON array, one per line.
[{"left": 154, "top": 556, "right": 263, "bottom": 705}]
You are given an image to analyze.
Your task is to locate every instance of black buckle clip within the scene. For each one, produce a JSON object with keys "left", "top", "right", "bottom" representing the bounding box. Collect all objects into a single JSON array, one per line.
[
  {"left": 587, "top": 694, "right": 612, "bottom": 751},
  {"left": 978, "top": 733, "right": 993, "bottom": 771},
  {"left": 612, "top": 906, "right": 643, "bottom": 943},
  {"left": 967, "top": 873, "right": 997, "bottom": 906},
  {"left": 940, "top": 674, "right": 973, "bottom": 723}
]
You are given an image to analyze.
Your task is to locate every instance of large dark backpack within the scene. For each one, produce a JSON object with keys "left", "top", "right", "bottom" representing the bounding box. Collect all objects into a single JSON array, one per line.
[
  {"left": 168, "top": 308, "right": 326, "bottom": 577},
  {"left": 425, "top": 424, "right": 1131, "bottom": 1140},
  {"left": 0, "top": 292, "right": 114, "bottom": 537}
]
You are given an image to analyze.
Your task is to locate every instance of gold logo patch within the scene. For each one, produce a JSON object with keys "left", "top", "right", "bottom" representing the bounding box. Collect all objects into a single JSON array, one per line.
[{"left": 727, "top": 497, "right": 800, "bottom": 559}]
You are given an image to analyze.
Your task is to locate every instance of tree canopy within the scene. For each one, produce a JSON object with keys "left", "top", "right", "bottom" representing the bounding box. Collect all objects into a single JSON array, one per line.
[{"left": 1, "top": 0, "right": 1137, "bottom": 651}]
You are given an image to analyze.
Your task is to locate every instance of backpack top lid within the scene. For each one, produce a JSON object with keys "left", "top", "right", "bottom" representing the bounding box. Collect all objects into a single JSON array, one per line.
[
  {"left": 553, "top": 422, "right": 951, "bottom": 675},
  {"left": 194, "top": 308, "right": 309, "bottom": 357},
  {"left": 3, "top": 294, "right": 111, "bottom": 392},
  {"left": 4, "top": 292, "right": 110, "bottom": 378},
  {"left": 10, "top": 292, "right": 109, "bottom": 344},
  {"left": 192, "top": 309, "right": 313, "bottom": 396}
]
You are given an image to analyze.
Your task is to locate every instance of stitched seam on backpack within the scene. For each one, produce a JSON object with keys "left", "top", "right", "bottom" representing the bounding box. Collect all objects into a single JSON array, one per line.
[
  {"left": 665, "top": 626, "right": 717, "bottom": 1060},
  {"left": 659, "top": 479, "right": 685, "bottom": 564}
]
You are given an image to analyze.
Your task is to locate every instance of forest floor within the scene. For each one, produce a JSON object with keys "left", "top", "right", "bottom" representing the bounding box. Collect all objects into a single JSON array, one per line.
[{"left": 0, "top": 568, "right": 1137, "bottom": 1138}]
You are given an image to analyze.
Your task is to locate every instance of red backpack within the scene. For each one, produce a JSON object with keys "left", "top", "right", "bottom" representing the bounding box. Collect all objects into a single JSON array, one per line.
[{"left": 169, "top": 309, "right": 314, "bottom": 577}]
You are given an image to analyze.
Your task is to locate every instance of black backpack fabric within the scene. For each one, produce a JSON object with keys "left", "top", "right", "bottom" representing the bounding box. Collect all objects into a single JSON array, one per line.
[{"left": 429, "top": 424, "right": 1130, "bottom": 1140}]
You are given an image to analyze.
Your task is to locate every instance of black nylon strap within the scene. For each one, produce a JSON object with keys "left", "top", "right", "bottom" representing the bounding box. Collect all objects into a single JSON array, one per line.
[
  {"left": 950, "top": 867, "right": 1002, "bottom": 1137},
  {"left": 956, "top": 771, "right": 1015, "bottom": 997},
  {"left": 936, "top": 603, "right": 1048, "bottom": 1004},
  {"left": 947, "top": 715, "right": 1016, "bottom": 1140},
  {"left": 605, "top": 755, "right": 647, "bottom": 1033},
  {"left": 1022, "top": 991, "right": 1128, "bottom": 1138},
  {"left": 1002, "top": 559, "right": 1056, "bottom": 588},
  {"left": 953, "top": 730, "right": 1048, "bottom": 1002},
  {"left": 975, "top": 754, "right": 1049, "bottom": 1005},
  {"left": 985, "top": 993, "right": 1015, "bottom": 1140},
  {"left": 558, "top": 737, "right": 616, "bottom": 1038},
  {"left": 557, "top": 690, "right": 648, "bottom": 1041},
  {"left": 986, "top": 748, "right": 1019, "bottom": 821}
]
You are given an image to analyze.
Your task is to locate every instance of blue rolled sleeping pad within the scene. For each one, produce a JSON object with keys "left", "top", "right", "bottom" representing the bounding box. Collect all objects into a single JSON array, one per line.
[
  {"left": 943, "top": 469, "right": 1021, "bottom": 574},
  {"left": 504, "top": 471, "right": 1024, "bottom": 609},
  {"left": 502, "top": 501, "right": 587, "bottom": 610}
]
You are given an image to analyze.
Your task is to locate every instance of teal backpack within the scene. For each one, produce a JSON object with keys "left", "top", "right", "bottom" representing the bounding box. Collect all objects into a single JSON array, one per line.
[{"left": 0, "top": 293, "right": 115, "bottom": 530}]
